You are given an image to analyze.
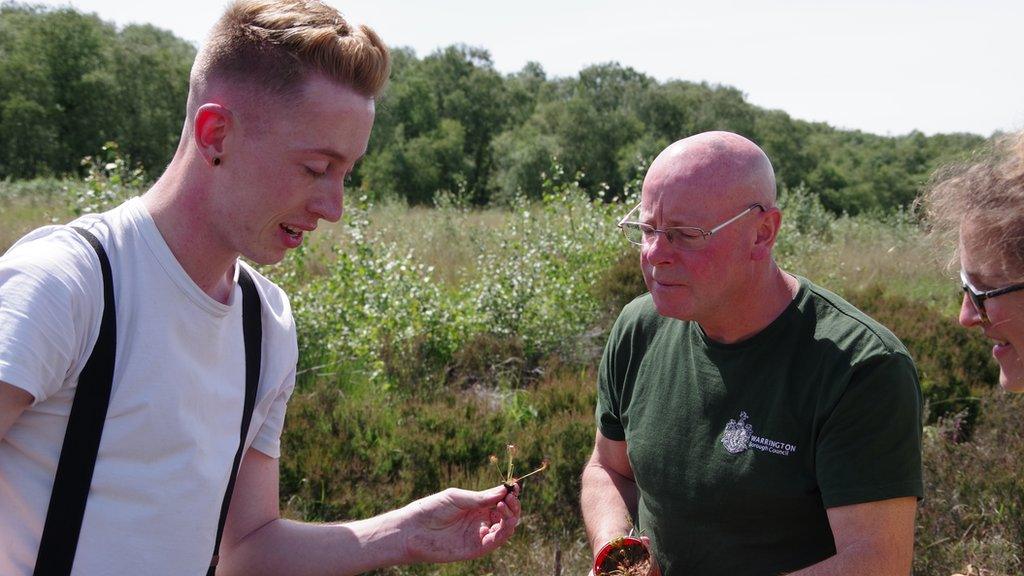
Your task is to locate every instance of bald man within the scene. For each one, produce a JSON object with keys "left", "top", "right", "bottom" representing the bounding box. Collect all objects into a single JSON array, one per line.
[{"left": 581, "top": 132, "right": 922, "bottom": 576}]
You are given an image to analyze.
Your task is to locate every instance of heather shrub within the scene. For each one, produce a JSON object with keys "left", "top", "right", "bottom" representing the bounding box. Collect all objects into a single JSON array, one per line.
[
  {"left": 915, "top": 392, "right": 1024, "bottom": 576},
  {"left": 774, "top": 183, "right": 836, "bottom": 264},
  {"left": 278, "top": 362, "right": 596, "bottom": 534},
  {"left": 592, "top": 248, "right": 645, "bottom": 318}
]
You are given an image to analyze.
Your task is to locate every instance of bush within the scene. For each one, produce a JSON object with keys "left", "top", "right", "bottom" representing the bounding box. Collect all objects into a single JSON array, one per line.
[
  {"left": 279, "top": 362, "right": 597, "bottom": 535},
  {"left": 592, "top": 248, "right": 646, "bottom": 318},
  {"left": 279, "top": 178, "right": 629, "bottom": 394},
  {"left": 774, "top": 183, "right": 836, "bottom": 267},
  {"left": 445, "top": 333, "right": 528, "bottom": 389},
  {"left": 67, "top": 141, "right": 147, "bottom": 215},
  {"left": 915, "top": 391, "right": 1024, "bottom": 575}
]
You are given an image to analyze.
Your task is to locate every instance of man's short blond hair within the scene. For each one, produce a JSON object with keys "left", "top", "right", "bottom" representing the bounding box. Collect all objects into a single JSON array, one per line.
[{"left": 191, "top": 0, "right": 390, "bottom": 99}]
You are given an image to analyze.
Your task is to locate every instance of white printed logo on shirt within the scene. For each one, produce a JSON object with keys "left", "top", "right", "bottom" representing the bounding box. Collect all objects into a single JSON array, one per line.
[{"left": 720, "top": 411, "right": 797, "bottom": 456}]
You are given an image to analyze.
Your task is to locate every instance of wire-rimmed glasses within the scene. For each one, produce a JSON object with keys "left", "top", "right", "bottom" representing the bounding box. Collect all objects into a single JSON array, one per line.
[{"left": 617, "top": 202, "right": 766, "bottom": 251}]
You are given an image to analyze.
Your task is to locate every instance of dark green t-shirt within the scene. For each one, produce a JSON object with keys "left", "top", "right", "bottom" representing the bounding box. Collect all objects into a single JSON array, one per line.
[{"left": 596, "top": 276, "right": 923, "bottom": 576}]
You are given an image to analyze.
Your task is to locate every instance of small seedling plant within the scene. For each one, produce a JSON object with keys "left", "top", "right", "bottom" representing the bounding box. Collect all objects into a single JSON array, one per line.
[{"left": 488, "top": 444, "right": 548, "bottom": 492}]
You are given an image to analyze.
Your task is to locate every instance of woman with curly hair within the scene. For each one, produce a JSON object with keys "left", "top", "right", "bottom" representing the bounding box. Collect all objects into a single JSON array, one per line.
[{"left": 921, "top": 131, "right": 1024, "bottom": 392}]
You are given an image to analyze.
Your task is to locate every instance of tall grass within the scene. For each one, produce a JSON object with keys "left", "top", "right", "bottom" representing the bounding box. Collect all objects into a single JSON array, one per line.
[{"left": 0, "top": 178, "right": 69, "bottom": 250}]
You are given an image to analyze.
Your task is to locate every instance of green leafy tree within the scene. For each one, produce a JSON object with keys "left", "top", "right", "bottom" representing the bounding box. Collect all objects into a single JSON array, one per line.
[
  {"left": 0, "top": 4, "right": 192, "bottom": 179},
  {"left": 362, "top": 119, "right": 471, "bottom": 204},
  {"left": 752, "top": 109, "right": 814, "bottom": 190},
  {"left": 108, "top": 24, "right": 195, "bottom": 174},
  {"left": 363, "top": 45, "right": 511, "bottom": 204},
  {"left": 0, "top": 5, "right": 990, "bottom": 215}
]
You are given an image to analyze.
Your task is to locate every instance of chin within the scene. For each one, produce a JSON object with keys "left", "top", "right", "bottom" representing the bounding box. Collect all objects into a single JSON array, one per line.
[
  {"left": 242, "top": 247, "right": 287, "bottom": 267},
  {"left": 258, "top": 254, "right": 288, "bottom": 266},
  {"left": 998, "top": 371, "right": 1024, "bottom": 393},
  {"left": 996, "top": 348, "right": 1024, "bottom": 392},
  {"left": 650, "top": 297, "right": 693, "bottom": 322}
]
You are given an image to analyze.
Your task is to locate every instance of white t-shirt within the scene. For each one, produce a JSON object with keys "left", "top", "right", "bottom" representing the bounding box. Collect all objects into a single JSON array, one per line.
[{"left": 0, "top": 197, "right": 298, "bottom": 575}]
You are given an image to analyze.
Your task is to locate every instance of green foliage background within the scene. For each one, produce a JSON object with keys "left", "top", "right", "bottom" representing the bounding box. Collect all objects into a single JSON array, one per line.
[
  {"left": 1, "top": 4, "right": 1021, "bottom": 575},
  {"left": 0, "top": 3, "right": 988, "bottom": 216},
  {"left": 0, "top": 3, "right": 193, "bottom": 178},
  {"left": 2, "top": 156, "right": 1021, "bottom": 576}
]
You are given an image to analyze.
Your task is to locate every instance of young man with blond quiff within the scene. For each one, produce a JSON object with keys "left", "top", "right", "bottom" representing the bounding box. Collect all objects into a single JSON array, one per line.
[{"left": 0, "top": 2, "right": 519, "bottom": 574}]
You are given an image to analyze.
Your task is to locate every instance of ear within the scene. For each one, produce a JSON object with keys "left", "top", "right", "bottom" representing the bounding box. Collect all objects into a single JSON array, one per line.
[
  {"left": 193, "top": 103, "right": 233, "bottom": 167},
  {"left": 751, "top": 207, "right": 782, "bottom": 261}
]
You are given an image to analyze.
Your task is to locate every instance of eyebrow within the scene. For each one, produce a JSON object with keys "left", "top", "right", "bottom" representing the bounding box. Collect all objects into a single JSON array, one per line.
[
  {"left": 965, "top": 269, "right": 1005, "bottom": 289},
  {"left": 304, "top": 148, "right": 348, "bottom": 163},
  {"left": 659, "top": 217, "right": 695, "bottom": 227},
  {"left": 640, "top": 212, "right": 695, "bottom": 227},
  {"left": 636, "top": 204, "right": 695, "bottom": 227}
]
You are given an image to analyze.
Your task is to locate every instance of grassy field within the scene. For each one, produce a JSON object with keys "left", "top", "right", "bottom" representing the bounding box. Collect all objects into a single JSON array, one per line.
[{"left": 2, "top": 179, "right": 1021, "bottom": 576}]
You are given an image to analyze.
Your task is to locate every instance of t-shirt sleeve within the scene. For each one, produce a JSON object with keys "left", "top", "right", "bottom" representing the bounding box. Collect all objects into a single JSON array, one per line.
[
  {"left": 249, "top": 293, "right": 298, "bottom": 459},
  {"left": 250, "top": 365, "right": 295, "bottom": 459},
  {"left": 596, "top": 315, "right": 628, "bottom": 441},
  {"left": 0, "top": 229, "right": 102, "bottom": 404},
  {"left": 816, "top": 352, "right": 924, "bottom": 508}
]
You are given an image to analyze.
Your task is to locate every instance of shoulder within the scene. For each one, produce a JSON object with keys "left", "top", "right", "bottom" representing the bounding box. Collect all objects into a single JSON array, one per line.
[
  {"left": 613, "top": 293, "right": 665, "bottom": 334},
  {"left": 2, "top": 222, "right": 105, "bottom": 293},
  {"left": 3, "top": 198, "right": 142, "bottom": 281},
  {"left": 237, "top": 261, "right": 296, "bottom": 342},
  {"left": 798, "top": 277, "right": 911, "bottom": 362},
  {"left": 793, "top": 277, "right": 919, "bottom": 409},
  {"left": 0, "top": 221, "right": 112, "bottom": 402}
]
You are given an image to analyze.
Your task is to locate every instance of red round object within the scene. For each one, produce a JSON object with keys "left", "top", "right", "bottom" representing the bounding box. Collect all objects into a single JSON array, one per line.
[{"left": 593, "top": 536, "right": 658, "bottom": 576}]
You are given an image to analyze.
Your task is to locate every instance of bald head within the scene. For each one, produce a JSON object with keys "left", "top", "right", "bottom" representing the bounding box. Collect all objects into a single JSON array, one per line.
[
  {"left": 644, "top": 131, "right": 777, "bottom": 212},
  {"left": 636, "top": 131, "right": 792, "bottom": 336}
]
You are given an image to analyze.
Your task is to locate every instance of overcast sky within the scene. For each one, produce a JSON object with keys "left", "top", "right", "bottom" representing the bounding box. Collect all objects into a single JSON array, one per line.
[{"left": 30, "top": 0, "right": 1024, "bottom": 137}]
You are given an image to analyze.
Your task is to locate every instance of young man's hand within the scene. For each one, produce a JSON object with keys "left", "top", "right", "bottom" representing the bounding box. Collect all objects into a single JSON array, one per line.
[{"left": 400, "top": 484, "right": 521, "bottom": 563}]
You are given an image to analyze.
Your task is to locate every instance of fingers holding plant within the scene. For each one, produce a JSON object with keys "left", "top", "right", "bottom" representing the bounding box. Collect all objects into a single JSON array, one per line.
[
  {"left": 403, "top": 484, "right": 518, "bottom": 563},
  {"left": 478, "top": 443, "right": 547, "bottom": 548},
  {"left": 488, "top": 443, "right": 549, "bottom": 496},
  {"left": 400, "top": 443, "right": 548, "bottom": 564}
]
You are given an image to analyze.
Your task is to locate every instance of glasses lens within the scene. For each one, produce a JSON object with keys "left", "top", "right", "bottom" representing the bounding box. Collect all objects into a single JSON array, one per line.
[
  {"left": 621, "top": 223, "right": 645, "bottom": 245},
  {"left": 961, "top": 280, "right": 987, "bottom": 320},
  {"left": 969, "top": 291, "right": 986, "bottom": 319},
  {"left": 665, "top": 227, "right": 706, "bottom": 250}
]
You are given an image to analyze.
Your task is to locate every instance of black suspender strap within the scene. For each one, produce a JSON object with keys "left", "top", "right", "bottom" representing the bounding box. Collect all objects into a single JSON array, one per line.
[
  {"left": 208, "top": 266, "right": 262, "bottom": 575},
  {"left": 33, "top": 227, "right": 117, "bottom": 576},
  {"left": 32, "top": 227, "right": 263, "bottom": 576}
]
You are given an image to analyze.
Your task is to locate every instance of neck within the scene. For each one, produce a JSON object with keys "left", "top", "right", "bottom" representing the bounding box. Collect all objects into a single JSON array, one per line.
[
  {"left": 699, "top": 262, "right": 799, "bottom": 344},
  {"left": 141, "top": 161, "right": 238, "bottom": 304}
]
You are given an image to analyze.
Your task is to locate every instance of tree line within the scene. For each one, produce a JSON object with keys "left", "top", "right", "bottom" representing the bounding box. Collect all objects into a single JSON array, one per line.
[{"left": 0, "top": 3, "right": 987, "bottom": 214}]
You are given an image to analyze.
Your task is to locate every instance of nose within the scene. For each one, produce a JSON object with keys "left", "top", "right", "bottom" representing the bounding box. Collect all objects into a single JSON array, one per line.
[
  {"left": 643, "top": 230, "right": 676, "bottom": 266},
  {"left": 958, "top": 292, "right": 984, "bottom": 328},
  {"left": 310, "top": 179, "right": 344, "bottom": 223}
]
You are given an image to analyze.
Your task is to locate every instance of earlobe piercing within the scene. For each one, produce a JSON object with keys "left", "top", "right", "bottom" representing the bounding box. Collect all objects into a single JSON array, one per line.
[{"left": 213, "top": 157, "right": 221, "bottom": 166}]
